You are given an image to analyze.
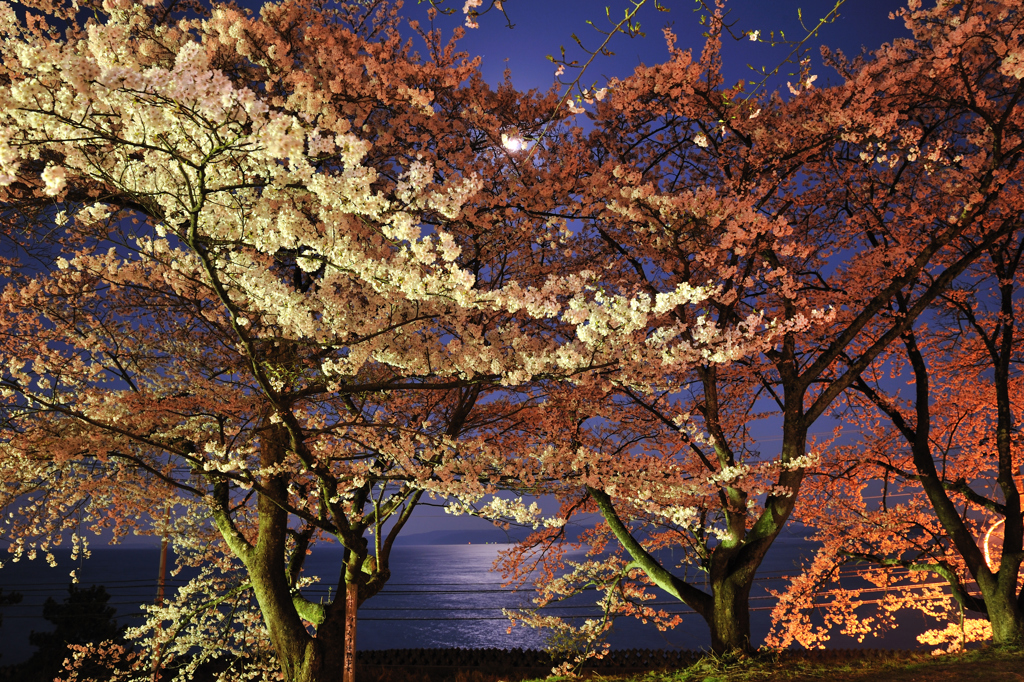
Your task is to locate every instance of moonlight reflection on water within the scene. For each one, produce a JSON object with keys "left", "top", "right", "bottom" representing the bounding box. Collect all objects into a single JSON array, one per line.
[{"left": 0, "top": 534, "right": 940, "bottom": 664}]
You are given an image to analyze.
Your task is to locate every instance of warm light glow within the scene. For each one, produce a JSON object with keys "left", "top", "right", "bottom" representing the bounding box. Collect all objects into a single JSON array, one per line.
[
  {"left": 983, "top": 518, "right": 1004, "bottom": 571},
  {"left": 501, "top": 133, "right": 525, "bottom": 152}
]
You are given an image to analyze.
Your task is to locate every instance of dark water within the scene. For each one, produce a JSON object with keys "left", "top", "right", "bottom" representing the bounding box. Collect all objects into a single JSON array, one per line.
[{"left": 0, "top": 536, "right": 939, "bottom": 665}]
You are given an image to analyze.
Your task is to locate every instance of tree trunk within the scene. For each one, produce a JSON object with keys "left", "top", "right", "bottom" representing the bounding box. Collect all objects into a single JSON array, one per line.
[
  {"left": 270, "top": 628, "right": 347, "bottom": 682},
  {"left": 707, "top": 575, "right": 753, "bottom": 654},
  {"left": 988, "top": 601, "right": 1024, "bottom": 648},
  {"left": 977, "top": 575, "right": 1024, "bottom": 649},
  {"left": 226, "top": 417, "right": 352, "bottom": 682},
  {"left": 257, "top": 580, "right": 363, "bottom": 682}
]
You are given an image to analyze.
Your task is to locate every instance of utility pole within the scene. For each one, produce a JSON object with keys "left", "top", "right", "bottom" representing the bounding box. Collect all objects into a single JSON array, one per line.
[{"left": 151, "top": 532, "right": 169, "bottom": 682}]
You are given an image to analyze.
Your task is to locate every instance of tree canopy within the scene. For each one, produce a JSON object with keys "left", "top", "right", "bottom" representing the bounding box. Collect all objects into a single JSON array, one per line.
[
  {"left": 493, "top": 0, "right": 1024, "bottom": 658},
  {"left": 0, "top": 0, "right": 760, "bottom": 678},
  {"left": 0, "top": 0, "right": 1022, "bottom": 679}
]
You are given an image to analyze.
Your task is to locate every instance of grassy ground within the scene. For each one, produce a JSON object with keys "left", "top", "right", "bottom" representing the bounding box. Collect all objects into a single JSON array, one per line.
[
  {"left": 541, "top": 648, "right": 1024, "bottom": 682},
  {"left": 362, "top": 648, "right": 1024, "bottom": 682}
]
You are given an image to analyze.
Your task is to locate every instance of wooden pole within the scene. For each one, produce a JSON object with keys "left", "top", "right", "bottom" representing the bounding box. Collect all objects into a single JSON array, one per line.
[
  {"left": 344, "top": 583, "right": 358, "bottom": 682},
  {"left": 151, "top": 535, "right": 169, "bottom": 682},
  {"left": 156, "top": 535, "right": 169, "bottom": 604}
]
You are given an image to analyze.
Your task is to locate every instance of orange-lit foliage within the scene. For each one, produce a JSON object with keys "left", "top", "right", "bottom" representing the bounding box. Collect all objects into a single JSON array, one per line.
[
  {"left": 496, "top": 0, "right": 1024, "bottom": 656},
  {"left": 773, "top": 231, "right": 1024, "bottom": 650}
]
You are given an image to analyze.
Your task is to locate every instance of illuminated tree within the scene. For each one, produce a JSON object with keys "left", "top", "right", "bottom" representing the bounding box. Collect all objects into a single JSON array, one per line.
[
  {"left": 499, "top": 0, "right": 1024, "bottom": 655},
  {"left": 770, "top": 228, "right": 1024, "bottom": 651},
  {"left": 0, "top": 0, "right": 754, "bottom": 679}
]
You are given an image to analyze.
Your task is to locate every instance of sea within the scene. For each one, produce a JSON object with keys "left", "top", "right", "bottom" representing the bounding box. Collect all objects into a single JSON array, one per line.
[{"left": 0, "top": 533, "right": 944, "bottom": 665}]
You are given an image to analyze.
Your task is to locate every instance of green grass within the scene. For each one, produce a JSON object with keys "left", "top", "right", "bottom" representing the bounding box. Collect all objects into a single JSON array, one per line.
[
  {"left": 364, "top": 647, "right": 1024, "bottom": 682},
  {"left": 532, "top": 647, "right": 1024, "bottom": 682}
]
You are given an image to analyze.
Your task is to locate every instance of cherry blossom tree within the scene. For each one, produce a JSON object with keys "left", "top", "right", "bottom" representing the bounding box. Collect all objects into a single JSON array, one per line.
[
  {"left": 0, "top": 0, "right": 768, "bottom": 679},
  {"left": 769, "top": 224, "right": 1024, "bottom": 651},
  {"left": 765, "top": 0, "right": 1024, "bottom": 651},
  {"left": 498, "top": 0, "right": 1024, "bottom": 655},
  {"left": 0, "top": 3, "right": 560, "bottom": 679}
]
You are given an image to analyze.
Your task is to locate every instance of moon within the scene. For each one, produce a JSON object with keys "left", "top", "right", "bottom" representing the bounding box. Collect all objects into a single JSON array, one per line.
[{"left": 501, "top": 133, "right": 525, "bottom": 152}]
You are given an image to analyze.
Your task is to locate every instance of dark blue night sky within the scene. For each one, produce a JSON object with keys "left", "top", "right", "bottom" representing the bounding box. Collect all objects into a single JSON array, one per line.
[
  {"left": 391, "top": 0, "right": 915, "bottom": 539},
  {"left": 399, "top": 0, "right": 911, "bottom": 94}
]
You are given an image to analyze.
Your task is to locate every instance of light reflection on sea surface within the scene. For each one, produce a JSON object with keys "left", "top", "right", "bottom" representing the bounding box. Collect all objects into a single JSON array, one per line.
[
  {"left": 304, "top": 544, "right": 547, "bottom": 651},
  {"left": 0, "top": 535, "right": 939, "bottom": 665}
]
